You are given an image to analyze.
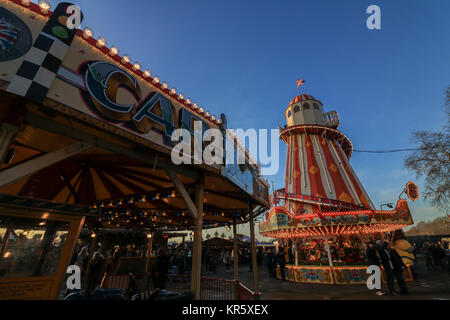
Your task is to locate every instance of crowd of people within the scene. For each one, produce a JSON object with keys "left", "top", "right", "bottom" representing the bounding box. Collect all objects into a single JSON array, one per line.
[
  {"left": 263, "top": 236, "right": 449, "bottom": 297},
  {"left": 422, "top": 241, "right": 447, "bottom": 271},
  {"left": 202, "top": 247, "right": 261, "bottom": 273},
  {"left": 68, "top": 242, "right": 173, "bottom": 294}
]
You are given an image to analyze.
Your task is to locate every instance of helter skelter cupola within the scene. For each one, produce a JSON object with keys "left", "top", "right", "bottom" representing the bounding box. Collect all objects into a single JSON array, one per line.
[{"left": 280, "top": 94, "right": 375, "bottom": 214}]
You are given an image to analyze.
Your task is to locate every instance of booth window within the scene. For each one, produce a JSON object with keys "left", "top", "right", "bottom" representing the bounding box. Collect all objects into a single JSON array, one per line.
[
  {"left": 303, "top": 103, "right": 311, "bottom": 110},
  {"left": 287, "top": 110, "right": 292, "bottom": 118},
  {"left": 294, "top": 105, "right": 300, "bottom": 113},
  {"left": 313, "top": 103, "right": 320, "bottom": 110},
  {"left": 0, "top": 216, "right": 69, "bottom": 278}
]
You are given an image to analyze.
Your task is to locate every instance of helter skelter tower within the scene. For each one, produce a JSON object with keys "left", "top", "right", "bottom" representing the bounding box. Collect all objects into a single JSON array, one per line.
[{"left": 278, "top": 93, "right": 375, "bottom": 214}]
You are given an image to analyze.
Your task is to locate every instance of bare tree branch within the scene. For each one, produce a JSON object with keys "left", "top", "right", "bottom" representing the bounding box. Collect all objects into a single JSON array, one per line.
[{"left": 404, "top": 86, "right": 450, "bottom": 211}]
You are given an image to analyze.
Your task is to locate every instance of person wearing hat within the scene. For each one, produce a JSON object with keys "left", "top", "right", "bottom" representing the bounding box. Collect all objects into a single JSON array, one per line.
[{"left": 366, "top": 241, "right": 384, "bottom": 296}]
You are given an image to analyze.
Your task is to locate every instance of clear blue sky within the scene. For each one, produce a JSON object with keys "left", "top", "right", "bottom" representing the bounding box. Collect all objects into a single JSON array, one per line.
[{"left": 46, "top": 0, "right": 450, "bottom": 226}]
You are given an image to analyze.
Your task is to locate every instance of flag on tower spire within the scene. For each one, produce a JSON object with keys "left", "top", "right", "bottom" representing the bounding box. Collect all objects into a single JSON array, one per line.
[{"left": 296, "top": 78, "right": 305, "bottom": 95}]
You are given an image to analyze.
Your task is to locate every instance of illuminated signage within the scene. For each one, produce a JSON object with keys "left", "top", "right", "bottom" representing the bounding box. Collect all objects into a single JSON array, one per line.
[{"left": 80, "top": 61, "right": 211, "bottom": 147}]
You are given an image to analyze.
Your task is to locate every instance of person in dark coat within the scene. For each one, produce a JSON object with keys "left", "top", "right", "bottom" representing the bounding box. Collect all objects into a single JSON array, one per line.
[
  {"left": 379, "top": 242, "right": 408, "bottom": 295},
  {"left": 257, "top": 247, "right": 263, "bottom": 266},
  {"left": 365, "top": 241, "right": 384, "bottom": 296},
  {"left": 288, "top": 247, "right": 294, "bottom": 265},
  {"left": 276, "top": 247, "right": 286, "bottom": 281},
  {"left": 152, "top": 248, "right": 170, "bottom": 289},
  {"left": 266, "top": 248, "right": 275, "bottom": 278},
  {"left": 431, "top": 243, "right": 446, "bottom": 271},
  {"left": 424, "top": 243, "right": 435, "bottom": 271}
]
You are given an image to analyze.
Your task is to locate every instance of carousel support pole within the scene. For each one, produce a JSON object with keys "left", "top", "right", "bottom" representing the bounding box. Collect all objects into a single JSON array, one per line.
[
  {"left": 83, "top": 233, "right": 98, "bottom": 290},
  {"left": 0, "top": 226, "right": 11, "bottom": 262},
  {"left": 323, "top": 237, "right": 333, "bottom": 268},
  {"left": 233, "top": 217, "right": 239, "bottom": 280},
  {"left": 191, "top": 180, "right": 204, "bottom": 300},
  {"left": 232, "top": 216, "right": 239, "bottom": 299},
  {"left": 249, "top": 203, "right": 259, "bottom": 294},
  {"left": 294, "top": 241, "right": 299, "bottom": 266},
  {"left": 144, "top": 232, "right": 154, "bottom": 290},
  {"left": 0, "top": 123, "right": 19, "bottom": 164}
]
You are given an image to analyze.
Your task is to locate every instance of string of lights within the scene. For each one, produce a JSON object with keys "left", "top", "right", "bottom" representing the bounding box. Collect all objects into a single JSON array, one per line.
[{"left": 353, "top": 148, "right": 420, "bottom": 154}]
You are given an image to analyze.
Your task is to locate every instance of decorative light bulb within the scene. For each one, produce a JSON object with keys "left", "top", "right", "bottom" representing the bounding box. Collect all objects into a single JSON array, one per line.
[
  {"left": 185, "top": 98, "right": 191, "bottom": 105},
  {"left": 192, "top": 103, "right": 198, "bottom": 109},
  {"left": 199, "top": 107, "right": 204, "bottom": 113},
  {"left": 152, "top": 76, "right": 160, "bottom": 84},
  {"left": 109, "top": 46, "right": 119, "bottom": 56},
  {"left": 161, "top": 82, "right": 168, "bottom": 90},
  {"left": 132, "top": 62, "right": 141, "bottom": 71},
  {"left": 38, "top": 0, "right": 50, "bottom": 14},
  {"left": 21, "top": 0, "right": 30, "bottom": 7},
  {"left": 169, "top": 88, "right": 177, "bottom": 95},
  {"left": 143, "top": 69, "right": 151, "bottom": 78},
  {"left": 211, "top": 115, "right": 216, "bottom": 121},
  {"left": 121, "top": 55, "right": 130, "bottom": 64},
  {"left": 205, "top": 111, "right": 210, "bottom": 117},
  {"left": 178, "top": 93, "right": 184, "bottom": 100},
  {"left": 96, "top": 37, "right": 106, "bottom": 48},
  {"left": 83, "top": 27, "right": 93, "bottom": 39}
]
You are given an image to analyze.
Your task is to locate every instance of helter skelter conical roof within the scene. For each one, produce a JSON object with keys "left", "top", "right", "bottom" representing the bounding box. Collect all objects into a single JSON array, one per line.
[{"left": 259, "top": 92, "right": 415, "bottom": 239}]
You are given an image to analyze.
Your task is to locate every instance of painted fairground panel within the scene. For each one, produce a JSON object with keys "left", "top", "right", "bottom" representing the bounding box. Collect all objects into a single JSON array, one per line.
[
  {"left": 332, "top": 267, "right": 367, "bottom": 285},
  {"left": 285, "top": 266, "right": 295, "bottom": 281},
  {"left": 291, "top": 266, "right": 334, "bottom": 284},
  {"left": 259, "top": 206, "right": 296, "bottom": 234},
  {"left": 380, "top": 267, "right": 414, "bottom": 284}
]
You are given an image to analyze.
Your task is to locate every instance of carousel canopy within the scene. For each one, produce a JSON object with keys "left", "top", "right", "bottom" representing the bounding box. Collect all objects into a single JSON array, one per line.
[
  {"left": 259, "top": 199, "right": 414, "bottom": 239},
  {"left": 0, "top": 0, "right": 269, "bottom": 232}
]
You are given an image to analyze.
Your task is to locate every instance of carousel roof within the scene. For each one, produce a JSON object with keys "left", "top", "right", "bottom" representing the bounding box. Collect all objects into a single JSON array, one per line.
[
  {"left": 0, "top": 0, "right": 269, "bottom": 232},
  {"left": 259, "top": 199, "right": 414, "bottom": 239},
  {"left": 288, "top": 94, "right": 317, "bottom": 107}
]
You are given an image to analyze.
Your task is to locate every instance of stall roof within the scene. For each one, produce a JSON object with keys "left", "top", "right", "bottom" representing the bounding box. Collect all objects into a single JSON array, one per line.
[{"left": 0, "top": 0, "right": 269, "bottom": 231}]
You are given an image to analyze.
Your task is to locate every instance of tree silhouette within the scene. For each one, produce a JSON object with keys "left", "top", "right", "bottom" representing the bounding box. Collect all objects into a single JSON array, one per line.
[{"left": 405, "top": 86, "right": 450, "bottom": 211}]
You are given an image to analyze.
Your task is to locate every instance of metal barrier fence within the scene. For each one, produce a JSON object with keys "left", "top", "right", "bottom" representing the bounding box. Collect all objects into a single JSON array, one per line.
[
  {"left": 200, "top": 277, "right": 235, "bottom": 300},
  {"left": 163, "top": 274, "right": 260, "bottom": 300},
  {"left": 236, "top": 281, "right": 261, "bottom": 300},
  {"left": 165, "top": 274, "right": 192, "bottom": 293}
]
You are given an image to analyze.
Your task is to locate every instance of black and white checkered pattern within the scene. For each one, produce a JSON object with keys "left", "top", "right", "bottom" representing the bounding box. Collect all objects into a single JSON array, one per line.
[{"left": 7, "top": 32, "right": 69, "bottom": 103}]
